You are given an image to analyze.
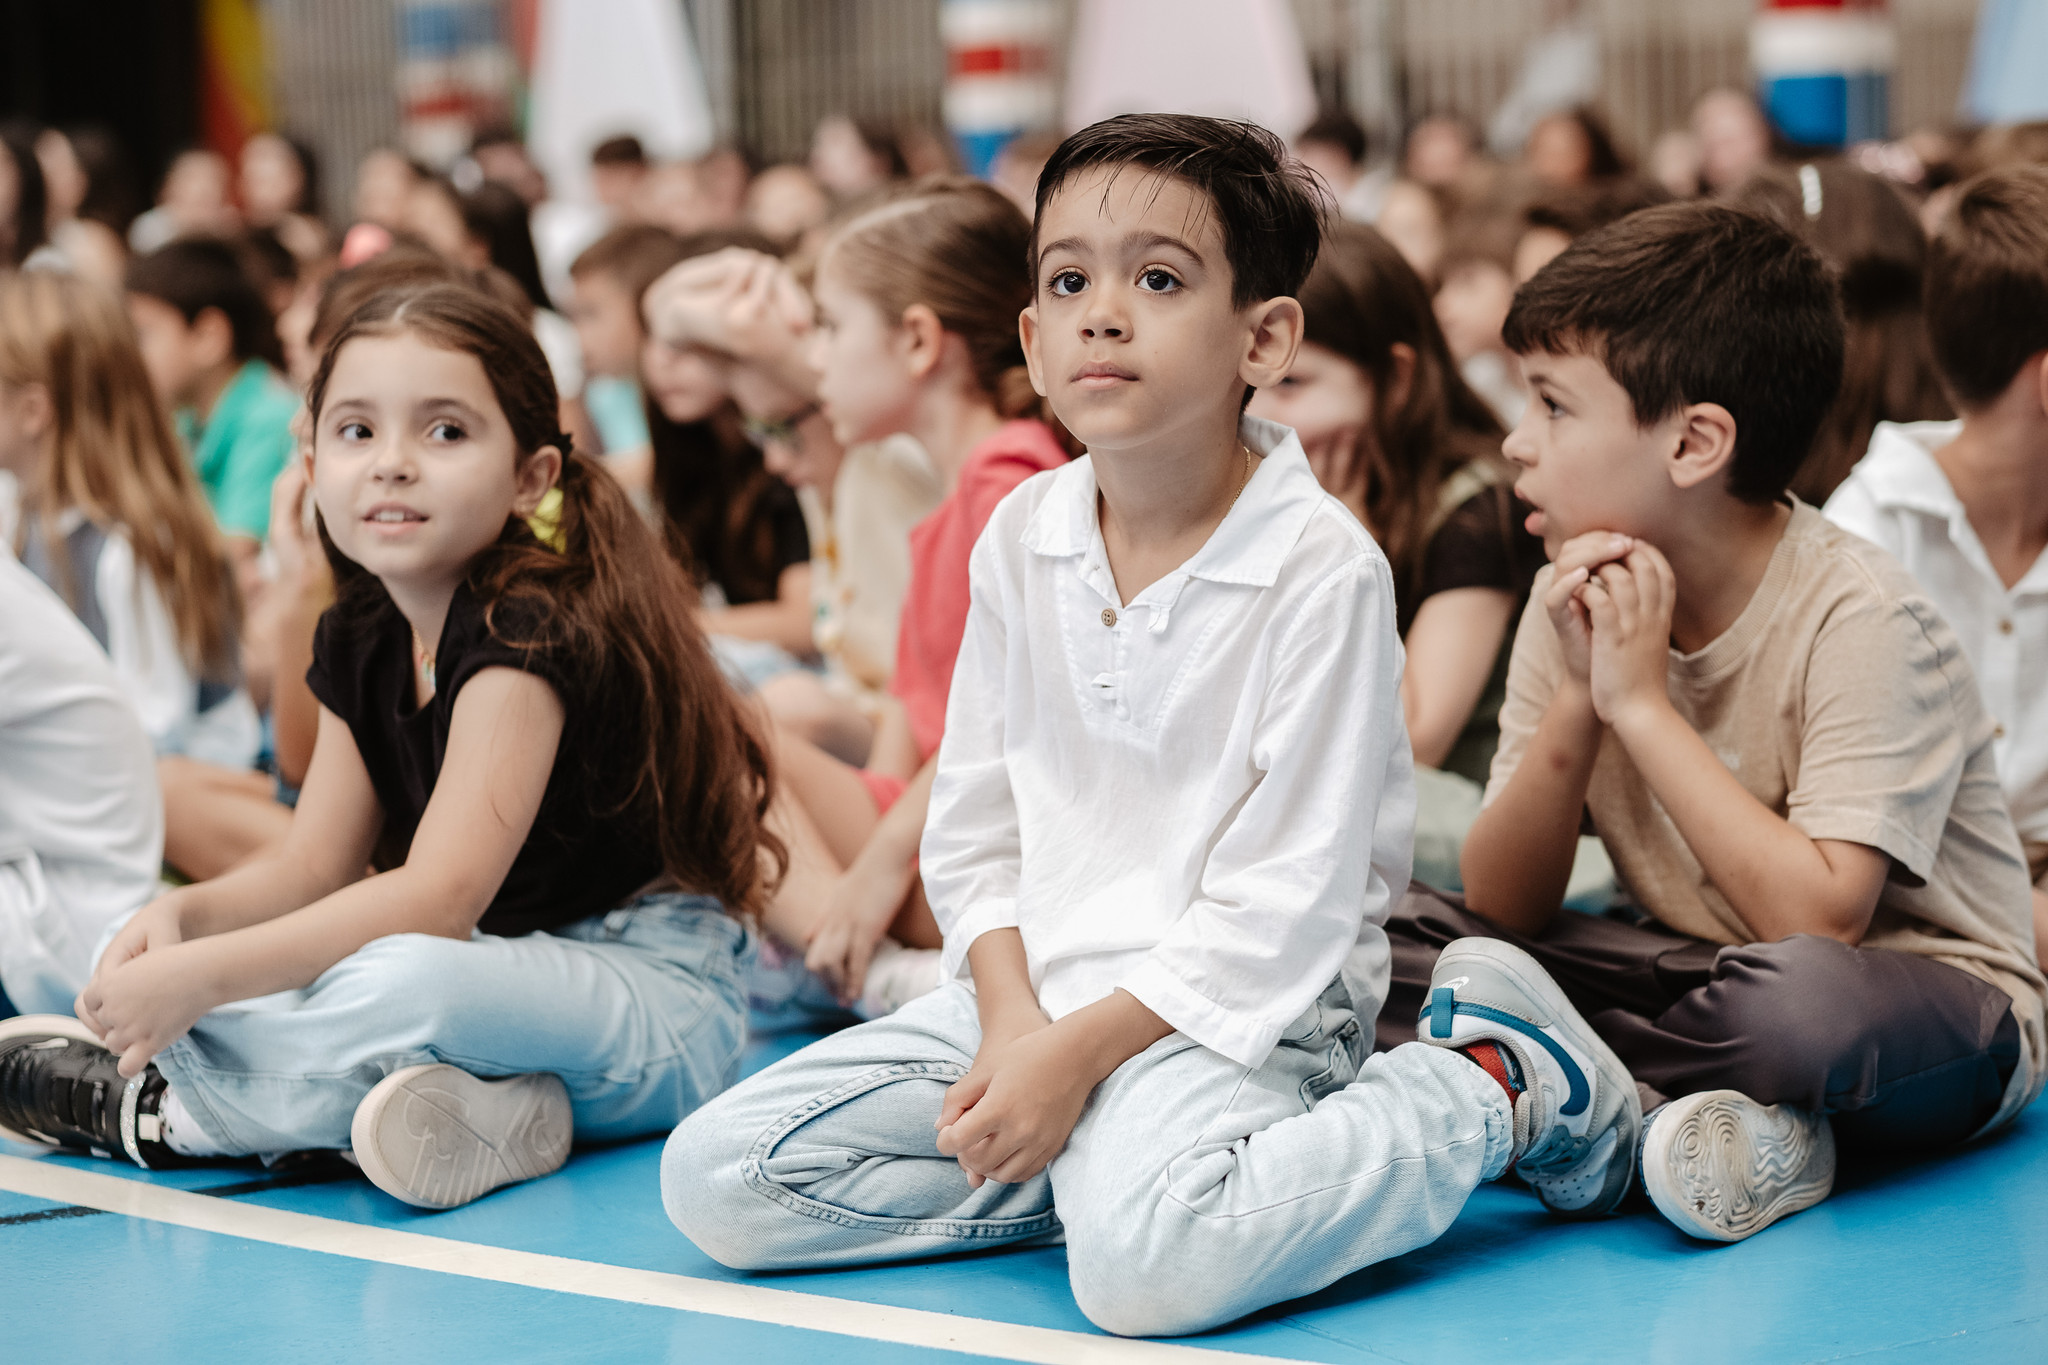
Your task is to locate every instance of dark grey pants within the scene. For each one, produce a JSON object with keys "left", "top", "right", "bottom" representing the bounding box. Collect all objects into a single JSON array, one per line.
[{"left": 1381, "top": 885, "right": 2020, "bottom": 1152}]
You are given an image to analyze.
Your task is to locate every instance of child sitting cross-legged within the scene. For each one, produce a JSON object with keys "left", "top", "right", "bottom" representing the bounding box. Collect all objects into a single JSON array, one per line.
[
  {"left": 662, "top": 114, "right": 1644, "bottom": 1339},
  {"left": 1386, "top": 200, "right": 2046, "bottom": 1245},
  {"left": 0, "top": 283, "right": 778, "bottom": 1210}
]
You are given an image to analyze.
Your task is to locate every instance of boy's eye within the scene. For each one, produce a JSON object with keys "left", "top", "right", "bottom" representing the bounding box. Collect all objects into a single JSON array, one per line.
[
  {"left": 1048, "top": 270, "right": 1087, "bottom": 297},
  {"left": 1541, "top": 395, "right": 1563, "bottom": 417},
  {"left": 1137, "top": 268, "right": 1181, "bottom": 293}
]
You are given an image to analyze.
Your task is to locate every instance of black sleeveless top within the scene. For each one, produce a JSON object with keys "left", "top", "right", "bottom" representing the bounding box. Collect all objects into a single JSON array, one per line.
[{"left": 306, "top": 582, "right": 664, "bottom": 935}]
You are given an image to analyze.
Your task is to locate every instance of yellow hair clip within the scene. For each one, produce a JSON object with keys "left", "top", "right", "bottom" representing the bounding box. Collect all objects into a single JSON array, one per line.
[{"left": 527, "top": 486, "right": 566, "bottom": 551}]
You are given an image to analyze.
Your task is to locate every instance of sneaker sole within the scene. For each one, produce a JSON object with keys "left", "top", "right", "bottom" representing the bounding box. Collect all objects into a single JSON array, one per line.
[
  {"left": 1643, "top": 1089, "right": 1835, "bottom": 1243},
  {"left": 1431, "top": 938, "right": 1642, "bottom": 1217},
  {"left": 0, "top": 1015, "right": 106, "bottom": 1149},
  {"left": 350, "top": 1065, "right": 572, "bottom": 1210}
]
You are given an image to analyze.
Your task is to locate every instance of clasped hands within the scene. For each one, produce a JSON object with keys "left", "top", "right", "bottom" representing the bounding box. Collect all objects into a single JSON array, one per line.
[
  {"left": 934, "top": 1007, "right": 1099, "bottom": 1189},
  {"left": 72, "top": 895, "right": 219, "bottom": 1079},
  {"left": 1544, "top": 530, "right": 1680, "bottom": 730}
]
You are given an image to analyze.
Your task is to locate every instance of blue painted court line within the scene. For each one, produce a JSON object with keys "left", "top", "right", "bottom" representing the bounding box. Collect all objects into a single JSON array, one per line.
[{"left": 4, "top": 1027, "right": 2045, "bottom": 1364}]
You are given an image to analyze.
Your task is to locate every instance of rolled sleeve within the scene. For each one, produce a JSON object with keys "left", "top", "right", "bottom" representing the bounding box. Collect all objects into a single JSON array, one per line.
[{"left": 1118, "top": 557, "right": 1410, "bottom": 1067}]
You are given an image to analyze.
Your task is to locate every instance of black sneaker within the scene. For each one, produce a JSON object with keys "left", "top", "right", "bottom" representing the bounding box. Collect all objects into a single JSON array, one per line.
[{"left": 0, "top": 1015, "right": 188, "bottom": 1169}]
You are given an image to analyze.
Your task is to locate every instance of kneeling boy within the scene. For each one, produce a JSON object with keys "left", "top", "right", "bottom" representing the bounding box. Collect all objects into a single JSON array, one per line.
[
  {"left": 664, "top": 114, "right": 1640, "bottom": 1338},
  {"left": 1389, "top": 200, "right": 2046, "bottom": 1244}
]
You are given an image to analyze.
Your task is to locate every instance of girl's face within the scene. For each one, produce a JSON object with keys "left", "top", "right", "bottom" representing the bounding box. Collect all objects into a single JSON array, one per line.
[
  {"left": 1248, "top": 341, "right": 1376, "bottom": 503},
  {"left": 310, "top": 331, "right": 557, "bottom": 591},
  {"left": 639, "top": 330, "right": 730, "bottom": 424},
  {"left": 810, "top": 259, "right": 919, "bottom": 448}
]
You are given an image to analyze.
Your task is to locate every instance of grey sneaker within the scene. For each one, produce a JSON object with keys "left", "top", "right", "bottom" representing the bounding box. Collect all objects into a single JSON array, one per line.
[
  {"left": 349, "top": 1064, "right": 571, "bottom": 1210},
  {"left": 1642, "top": 1089, "right": 1835, "bottom": 1242},
  {"left": 1419, "top": 938, "right": 1641, "bottom": 1217}
]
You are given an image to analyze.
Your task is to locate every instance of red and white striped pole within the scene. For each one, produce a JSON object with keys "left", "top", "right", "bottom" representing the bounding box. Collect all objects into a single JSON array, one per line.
[
  {"left": 1752, "top": 0, "right": 1894, "bottom": 147},
  {"left": 942, "top": 0, "right": 1057, "bottom": 178}
]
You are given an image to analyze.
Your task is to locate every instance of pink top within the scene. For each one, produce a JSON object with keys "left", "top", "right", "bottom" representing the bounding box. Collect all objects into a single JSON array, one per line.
[{"left": 891, "top": 420, "right": 1070, "bottom": 758}]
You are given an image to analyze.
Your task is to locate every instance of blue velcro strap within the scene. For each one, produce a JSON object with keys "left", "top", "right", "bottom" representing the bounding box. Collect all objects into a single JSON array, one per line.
[{"left": 1421, "top": 994, "right": 1590, "bottom": 1117}]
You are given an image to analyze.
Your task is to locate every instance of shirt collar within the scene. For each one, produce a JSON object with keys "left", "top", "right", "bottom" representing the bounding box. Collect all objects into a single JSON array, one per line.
[
  {"left": 1020, "top": 414, "right": 1325, "bottom": 593},
  {"left": 1850, "top": 420, "right": 1967, "bottom": 524}
]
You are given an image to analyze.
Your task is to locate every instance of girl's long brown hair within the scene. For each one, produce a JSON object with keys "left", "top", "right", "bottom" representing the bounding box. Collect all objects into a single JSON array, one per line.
[
  {"left": 306, "top": 283, "right": 785, "bottom": 917},
  {"left": 0, "top": 270, "right": 239, "bottom": 679},
  {"left": 1297, "top": 222, "right": 1510, "bottom": 596}
]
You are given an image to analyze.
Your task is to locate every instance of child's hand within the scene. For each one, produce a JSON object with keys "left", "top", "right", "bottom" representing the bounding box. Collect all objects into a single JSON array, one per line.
[
  {"left": 1578, "top": 543, "right": 1678, "bottom": 729},
  {"left": 75, "top": 942, "right": 220, "bottom": 1078},
  {"left": 93, "top": 894, "right": 190, "bottom": 981},
  {"left": 1543, "top": 532, "right": 1636, "bottom": 688},
  {"left": 803, "top": 858, "right": 914, "bottom": 1005},
  {"left": 935, "top": 1021, "right": 1093, "bottom": 1188}
]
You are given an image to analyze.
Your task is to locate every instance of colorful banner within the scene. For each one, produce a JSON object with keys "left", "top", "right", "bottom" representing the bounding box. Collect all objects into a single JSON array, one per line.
[
  {"left": 200, "top": 0, "right": 271, "bottom": 161},
  {"left": 1752, "top": 0, "right": 1894, "bottom": 147},
  {"left": 395, "top": 0, "right": 517, "bottom": 167},
  {"left": 942, "top": 0, "right": 1058, "bottom": 177}
]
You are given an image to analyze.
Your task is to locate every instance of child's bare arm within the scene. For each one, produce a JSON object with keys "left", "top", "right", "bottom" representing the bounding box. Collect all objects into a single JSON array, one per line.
[
  {"left": 1461, "top": 532, "right": 1633, "bottom": 932},
  {"left": 1584, "top": 544, "right": 1889, "bottom": 942},
  {"left": 79, "top": 668, "right": 565, "bottom": 1076}
]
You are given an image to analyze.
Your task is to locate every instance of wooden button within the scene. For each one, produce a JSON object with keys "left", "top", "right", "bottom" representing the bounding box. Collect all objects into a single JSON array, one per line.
[
  {"left": 2000, "top": 619, "right": 2014, "bottom": 635},
  {"left": 1995, "top": 724, "right": 2007, "bottom": 740},
  {"left": 1101, "top": 607, "right": 1117, "bottom": 628}
]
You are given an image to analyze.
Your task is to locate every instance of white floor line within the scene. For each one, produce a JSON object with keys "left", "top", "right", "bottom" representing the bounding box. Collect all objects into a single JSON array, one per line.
[{"left": 0, "top": 1155, "right": 1293, "bottom": 1365}]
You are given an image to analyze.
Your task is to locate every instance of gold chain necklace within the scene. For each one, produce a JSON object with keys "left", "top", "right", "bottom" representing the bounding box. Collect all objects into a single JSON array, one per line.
[{"left": 1227, "top": 444, "right": 1255, "bottom": 511}]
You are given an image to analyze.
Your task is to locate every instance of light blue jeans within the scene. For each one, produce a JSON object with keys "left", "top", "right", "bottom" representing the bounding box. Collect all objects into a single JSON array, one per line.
[
  {"left": 152, "top": 893, "right": 752, "bottom": 1156},
  {"left": 663, "top": 980, "right": 1514, "bottom": 1337}
]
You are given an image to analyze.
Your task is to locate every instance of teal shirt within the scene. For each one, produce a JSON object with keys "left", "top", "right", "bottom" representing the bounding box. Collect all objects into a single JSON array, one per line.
[{"left": 178, "top": 359, "right": 299, "bottom": 540}]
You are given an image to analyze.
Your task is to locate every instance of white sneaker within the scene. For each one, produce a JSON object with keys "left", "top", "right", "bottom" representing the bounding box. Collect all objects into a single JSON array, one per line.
[
  {"left": 1642, "top": 1089, "right": 1835, "bottom": 1242},
  {"left": 350, "top": 1064, "right": 571, "bottom": 1210},
  {"left": 854, "top": 942, "right": 942, "bottom": 1019}
]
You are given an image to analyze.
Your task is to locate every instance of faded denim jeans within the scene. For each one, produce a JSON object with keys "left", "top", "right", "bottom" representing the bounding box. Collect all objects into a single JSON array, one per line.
[
  {"left": 663, "top": 979, "right": 1512, "bottom": 1337},
  {"left": 133, "top": 893, "right": 751, "bottom": 1156}
]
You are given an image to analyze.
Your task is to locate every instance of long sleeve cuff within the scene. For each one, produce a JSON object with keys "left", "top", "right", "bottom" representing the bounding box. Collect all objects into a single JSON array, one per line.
[
  {"left": 1118, "top": 957, "right": 1280, "bottom": 1069},
  {"left": 937, "top": 898, "right": 1020, "bottom": 985}
]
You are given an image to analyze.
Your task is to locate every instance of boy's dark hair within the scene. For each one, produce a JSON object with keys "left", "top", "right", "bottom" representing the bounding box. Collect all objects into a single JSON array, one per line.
[
  {"left": 1299, "top": 107, "right": 1368, "bottom": 167},
  {"left": 1503, "top": 202, "right": 1844, "bottom": 504},
  {"left": 591, "top": 135, "right": 647, "bottom": 168},
  {"left": 126, "top": 236, "right": 285, "bottom": 369},
  {"left": 1925, "top": 164, "right": 2048, "bottom": 408},
  {"left": 1031, "top": 113, "right": 1329, "bottom": 308},
  {"left": 570, "top": 222, "right": 691, "bottom": 303}
]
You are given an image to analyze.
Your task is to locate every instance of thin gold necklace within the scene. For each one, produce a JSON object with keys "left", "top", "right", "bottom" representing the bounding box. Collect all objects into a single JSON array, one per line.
[
  {"left": 410, "top": 624, "right": 436, "bottom": 695},
  {"left": 1227, "top": 444, "right": 1256, "bottom": 511}
]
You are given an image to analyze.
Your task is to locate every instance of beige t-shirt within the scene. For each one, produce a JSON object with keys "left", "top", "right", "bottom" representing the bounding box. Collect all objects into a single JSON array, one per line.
[
  {"left": 801, "top": 435, "right": 945, "bottom": 696},
  {"left": 1488, "top": 503, "right": 2045, "bottom": 1126}
]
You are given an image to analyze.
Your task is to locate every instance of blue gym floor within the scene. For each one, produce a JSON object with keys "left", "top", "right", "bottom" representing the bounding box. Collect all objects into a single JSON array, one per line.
[{"left": 5, "top": 1025, "right": 2045, "bottom": 1364}]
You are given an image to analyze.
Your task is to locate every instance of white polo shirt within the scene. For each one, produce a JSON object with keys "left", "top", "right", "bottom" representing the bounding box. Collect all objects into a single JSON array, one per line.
[
  {"left": 921, "top": 415, "right": 1416, "bottom": 1068},
  {"left": 1825, "top": 420, "right": 2048, "bottom": 843}
]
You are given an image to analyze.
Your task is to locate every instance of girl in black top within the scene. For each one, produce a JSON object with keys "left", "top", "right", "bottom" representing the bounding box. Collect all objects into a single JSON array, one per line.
[
  {"left": 1251, "top": 221, "right": 1542, "bottom": 784},
  {"left": 10, "top": 284, "right": 781, "bottom": 1211}
]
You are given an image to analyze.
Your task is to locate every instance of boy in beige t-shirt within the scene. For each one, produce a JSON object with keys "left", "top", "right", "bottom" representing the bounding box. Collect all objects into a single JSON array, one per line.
[{"left": 1385, "top": 202, "right": 2046, "bottom": 1246}]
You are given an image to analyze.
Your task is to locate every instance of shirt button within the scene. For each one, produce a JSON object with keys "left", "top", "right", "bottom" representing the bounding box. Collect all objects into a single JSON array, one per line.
[
  {"left": 1999, "top": 619, "right": 2014, "bottom": 635},
  {"left": 1101, "top": 608, "right": 1117, "bottom": 628},
  {"left": 1995, "top": 724, "right": 2007, "bottom": 739}
]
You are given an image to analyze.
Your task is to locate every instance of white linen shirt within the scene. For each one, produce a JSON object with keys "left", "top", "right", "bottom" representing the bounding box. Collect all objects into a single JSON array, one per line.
[
  {"left": 1825, "top": 420, "right": 2048, "bottom": 842},
  {"left": 921, "top": 415, "right": 1416, "bottom": 1068}
]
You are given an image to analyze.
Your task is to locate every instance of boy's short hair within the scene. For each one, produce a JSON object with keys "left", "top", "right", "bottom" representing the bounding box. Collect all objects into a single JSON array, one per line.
[
  {"left": 569, "top": 223, "right": 690, "bottom": 302},
  {"left": 1299, "top": 108, "right": 1368, "bottom": 168},
  {"left": 126, "top": 236, "right": 283, "bottom": 368},
  {"left": 1925, "top": 165, "right": 2048, "bottom": 408},
  {"left": 1031, "top": 113, "right": 1329, "bottom": 308},
  {"left": 591, "top": 135, "right": 647, "bottom": 168},
  {"left": 1503, "top": 202, "right": 1843, "bottom": 504}
]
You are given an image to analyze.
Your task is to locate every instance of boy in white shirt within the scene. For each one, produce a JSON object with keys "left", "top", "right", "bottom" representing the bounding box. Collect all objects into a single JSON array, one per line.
[
  {"left": 1826, "top": 165, "right": 2048, "bottom": 971},
  {"left": 663, "top": 114, "right": 1641, "bottom": 1338}
]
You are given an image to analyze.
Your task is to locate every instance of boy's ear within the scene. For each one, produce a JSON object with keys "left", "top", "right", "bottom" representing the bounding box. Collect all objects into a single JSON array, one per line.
[
  {"left": 1664, "top": 401, "right": 1739, "bottom": 493},
  {"left": 1018, "top": 304, "right": 1048, "bottom": 399},
  {"left": 1240, "top": 296, "right": 1305, "bottom": 395},
  {"left": 192, "top": 306, "right": 237, "bottom": 369}
]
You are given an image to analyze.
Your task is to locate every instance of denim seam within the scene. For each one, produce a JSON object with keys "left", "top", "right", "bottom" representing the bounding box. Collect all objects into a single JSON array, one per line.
[
  {"left": 738, "top": 1060, "right": 1063, "bottom": 1241},
  {"left": 1159, "top": 1127, "right": 1497, "bottom": 1222}
]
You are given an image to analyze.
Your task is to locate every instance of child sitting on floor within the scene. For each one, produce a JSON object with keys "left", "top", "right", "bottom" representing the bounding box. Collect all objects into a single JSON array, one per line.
[
  {"left": 1826, "top": 164, "right": 2048, "bottom": 974},
  {"left": 125, "top": 237, "right": 299, "bottom": 582},
  {"left": 1389, "top": 200, "right": 2045, "bottom": 1245},
  {"left": 0, "top": 270, "right": 264, "bottom": 881},
  {"left": 663, "top": 114, "right": 1643, "bottom": 1339},
  {"left": 0, "top": 283, "right": 779, "bottom": 1211}
]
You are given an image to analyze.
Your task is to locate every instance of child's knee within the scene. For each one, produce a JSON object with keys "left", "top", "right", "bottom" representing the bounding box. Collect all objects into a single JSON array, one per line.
[
  {"left": 1066, "top": 1220, "right": 1238, "bottom": 1338},
  {"left": 661, "top": 1094, "right": 779, "bottom": 1268}
]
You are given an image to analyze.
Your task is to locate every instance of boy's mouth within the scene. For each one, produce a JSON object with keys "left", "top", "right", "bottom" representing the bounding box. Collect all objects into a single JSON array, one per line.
[{"left": 1071, "top": 361, "right": 1138, "bottom": 389}]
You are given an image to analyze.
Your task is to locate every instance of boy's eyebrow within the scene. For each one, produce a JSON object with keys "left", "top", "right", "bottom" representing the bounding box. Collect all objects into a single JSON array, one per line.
[{"left": 1036, "top": 230, "right": 1207, "bottom": 266}]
